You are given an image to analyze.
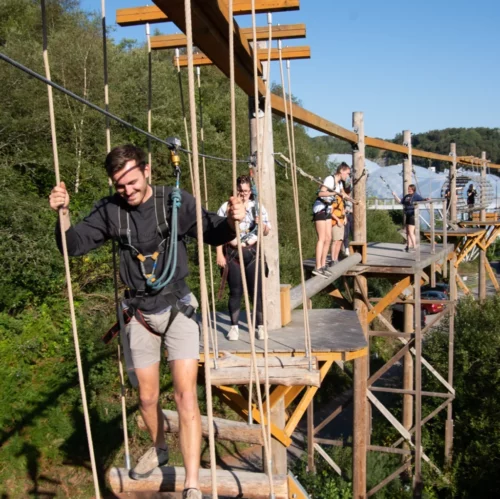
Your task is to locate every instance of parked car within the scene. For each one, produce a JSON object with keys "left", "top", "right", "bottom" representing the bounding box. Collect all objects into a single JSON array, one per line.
[
  {"left": 420, "top": 290, "right": 446, "bottom": 315},
  {"left": 421, "top": 282, "right": 449, "bottom": 296}
]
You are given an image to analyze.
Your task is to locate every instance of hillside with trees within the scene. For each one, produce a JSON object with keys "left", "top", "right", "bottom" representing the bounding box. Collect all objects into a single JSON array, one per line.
[{"left": 1, "top": 1, "right": 499, "bottom": 498}]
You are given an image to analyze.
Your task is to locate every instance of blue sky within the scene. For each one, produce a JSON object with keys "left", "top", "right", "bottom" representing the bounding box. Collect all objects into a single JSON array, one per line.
[{"left": 80, "top": 0, "right": 500, "bottom": 139}]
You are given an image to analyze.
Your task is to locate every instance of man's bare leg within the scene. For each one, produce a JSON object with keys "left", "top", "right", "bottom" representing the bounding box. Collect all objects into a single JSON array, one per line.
[
  {"left": 170, "top": 358, "right": 201, "bottom": 490},
  {"left": 135, "top": 361, "right": 167, "bottom": 448}
]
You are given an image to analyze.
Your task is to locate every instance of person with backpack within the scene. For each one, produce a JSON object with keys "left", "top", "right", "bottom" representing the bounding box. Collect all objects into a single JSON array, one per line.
[{"left": 311, "top": 162, "right": 352, "bottom": 277}]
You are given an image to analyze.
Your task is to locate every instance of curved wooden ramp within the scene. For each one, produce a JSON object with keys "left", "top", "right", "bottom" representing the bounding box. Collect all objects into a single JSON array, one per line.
[{"left": 108, "top": 467, "right": 288, "bottom": 498}]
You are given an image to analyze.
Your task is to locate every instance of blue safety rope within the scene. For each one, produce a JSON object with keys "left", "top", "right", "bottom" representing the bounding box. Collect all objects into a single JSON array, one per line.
[{"left": 147, "top": 170, "right": 182, "bottom": 290}]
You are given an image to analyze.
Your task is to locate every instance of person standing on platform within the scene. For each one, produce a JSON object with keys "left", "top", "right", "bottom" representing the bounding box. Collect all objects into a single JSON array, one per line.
[
  {"left": 49, "top": 144, "right": 245, "bottom": 497},
  {"left": 342, "top": 185, "right": 354, "bottom": 257},
  {"left": 467, "top": 184, "right": 477, "bottom": 221},
  {"left": 312, "top": 162, "right": 352, "bottom": 277},
  {"left": 216, "top": 175, "right": 271, "bottom": 342},
  {"left": 392, "top": 184, "right": 426, "bottom": 252}
]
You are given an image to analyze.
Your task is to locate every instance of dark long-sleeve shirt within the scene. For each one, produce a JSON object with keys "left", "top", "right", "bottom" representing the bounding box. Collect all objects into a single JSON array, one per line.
[
  {"left": 56, "top": 186, "right": 235, "bottom": 312},
  {"left": 400, "top": 193, "right": 424, "bottom": 216}
]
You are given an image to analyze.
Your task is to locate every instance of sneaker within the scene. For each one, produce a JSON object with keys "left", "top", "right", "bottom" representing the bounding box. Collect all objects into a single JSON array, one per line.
[
  {"left": 227, "top": 325, "right": 239, "bottom": 341},
  {"left": 129, "top": 446, "right": 169, "bottom": 480},
  {"left": 183, "top": 489, "right": 202, "bottom": 499},
  {"left": 344, "top": 248, "right": 350, "bottom": 256},
  {"left": 404, "top": 246, "right": 409, "bottom": 252},
  {"left": 322, "top": 265, "right": 333, "bottom": 277},
  {"left": 256, "top": 325, "right": 267, "bottom": 340},
  {"left": 409, "top": 247, "right": 416, "bottom": 252},
  {"left": 312, "top": 268, "right": 328, "bottom": 279}
]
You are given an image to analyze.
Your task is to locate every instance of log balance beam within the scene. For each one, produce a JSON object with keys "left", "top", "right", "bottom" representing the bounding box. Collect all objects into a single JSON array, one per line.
[{"left": 109, "top": 467, "right": 288, "bottom": 497}]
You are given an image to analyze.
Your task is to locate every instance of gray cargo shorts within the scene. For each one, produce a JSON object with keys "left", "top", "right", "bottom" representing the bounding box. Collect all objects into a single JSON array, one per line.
[{"left": 125, "top": 293, "right": 200, "bottom": 369}]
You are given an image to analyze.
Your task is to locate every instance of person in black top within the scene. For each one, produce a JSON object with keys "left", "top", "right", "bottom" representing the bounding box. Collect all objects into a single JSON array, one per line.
[
  {"left": 392, "top": 184, "right": 426, "bottom": 252},
  {"left": 467, "top": 184, "right": 477, "bottom": 220},
  {"left": 49, "top": 144, "right": 244, "bottom": 494}
]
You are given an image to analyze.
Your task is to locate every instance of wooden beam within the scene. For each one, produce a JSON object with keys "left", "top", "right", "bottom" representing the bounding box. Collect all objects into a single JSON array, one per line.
[
  {"left": 367, "top": 276, "right": 411, "bottom": 324},
  {"left": 176, "top": 46, "right": 311, "bottom": 66},
  {"left": 154, "top": 0, "right": 265, "bottom": 94},
  {"left": 151, "top": 24, "right": 306, "bottom": 49},
  {"left": 209, "top": 365, "right": 321, "bottom": 386},
  {"left": 116, "top": 1, "right": 301, "bottom": 26},
  {"left": 108, "top": 467, "right": 288, "bottom": 498},
  {"left": 161, "top": 410, "right": 264, "bottom": 445}
]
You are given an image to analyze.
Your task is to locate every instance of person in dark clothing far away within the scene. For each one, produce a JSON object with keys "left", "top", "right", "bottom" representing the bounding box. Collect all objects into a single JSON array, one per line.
[
  {"left": 49, "top": 144, "right": 245, "bottom": 499},
  {"left": 392, "top": 184, "right": 428, "bottom": 252},
  {"left": 467, "top": 184, "right": 477, "bottom": 220}
]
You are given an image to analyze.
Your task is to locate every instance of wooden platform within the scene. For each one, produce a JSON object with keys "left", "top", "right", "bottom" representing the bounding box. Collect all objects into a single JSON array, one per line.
[
  {"left": 304, "top": 242, "right": 455, "bottom": 275},
  {"left": 458, "top": 220, "right": 500, "bottom": 227},
  {"left": 200, "top": 309, "right": 367, "bottom": 362},
  {"left": 423, "top": 228, "right": 485, "bottom": 237}
]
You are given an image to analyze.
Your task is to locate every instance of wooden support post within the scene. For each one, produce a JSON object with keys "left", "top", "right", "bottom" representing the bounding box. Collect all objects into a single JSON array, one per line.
[
  {"left": 249, "top": 50, "right": 281, "bottom": 330},
  {"left": 403, "top": 130, "right": 412, "bottom": 197},
  {"left": 403, "top": 302, "right": 414, "bottom": 466},
  {"left": 479, "top": 151, "right": 487, "bottom": 301},
  {"left": 352, "top": 111, "right": 368, "bottom": 499},
  {"left": 442, "top": 194, "right": 448, "bottom": 279},
  {"left": 280, "top": 284, "right": 292, "bottom": 326},
  {"left": 266, "top": 397, "right": 288, "bottom": 476},
  {"left": 413, "top": 208, "right": 423, "bottom": 497},
  {"left": 307, "top": 400, "right": 316, "bottom": 473},
  {"left": 445, "top": 255, "right": 457, "bottom": 464},
  {"left": 450, "top": 143, "right": 457, "bottom": 223}
]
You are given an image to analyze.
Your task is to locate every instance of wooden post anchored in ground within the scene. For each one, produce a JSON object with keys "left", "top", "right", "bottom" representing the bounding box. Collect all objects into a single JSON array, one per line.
[
  {"left": 444, "top": 254, "right": 457, "bottom": 464},
  {"left": 402, "top": 129, "right": 413, "bottom": 469},
  {"left": 403, "top": 300, "right": 414, "bottom": 467},
  {"left": 449, "top": 143, "right": 457, "bottom": 223},
  {"left": 478, "top": 151, "right": 487, "bottom": 301},
  {"left": 248, "top": 43, "right": 281, "bottom": 331},
  {"left": 413, "top": 205, "right": 423, "bottom": 498},
  {"left": 352, "top": 111, "right": 368, "bottom": 499}
]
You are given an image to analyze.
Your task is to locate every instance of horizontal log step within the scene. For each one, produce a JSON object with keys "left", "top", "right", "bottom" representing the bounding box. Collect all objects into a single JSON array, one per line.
[
  {"left": 210, "top": 366, "right": 321, "bottom": 387},
  {"left": 214, "top": 351, "right": 318, "bottom": 369},
  {"left": 108, "top": 467, "right": 288, "bottom": 498},
  {"left": 159, "top": 410, "right": 264, "bottom": 445}
]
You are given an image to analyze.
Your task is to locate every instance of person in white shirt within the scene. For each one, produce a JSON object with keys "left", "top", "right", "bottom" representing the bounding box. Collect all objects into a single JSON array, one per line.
[
  {"left": 312, "top": 163, "right": 352, "bottom": 278},
  {"left": 216, "top": 175, "right": 271, "bottom": 341}
]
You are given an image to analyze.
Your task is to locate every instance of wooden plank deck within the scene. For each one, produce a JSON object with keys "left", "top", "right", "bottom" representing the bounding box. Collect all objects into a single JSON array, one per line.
[
  {"left": 199, "top": 309, "right": 367, "bottom": 360},
  {"left": 458, "top": 220, "right": 500, "bottom": 227},
  {"left": 304, "top": 242, "right": 455, "bottom": 275},
  {"left": 423, "top": 228, "right": 485, "bottom": 237}
]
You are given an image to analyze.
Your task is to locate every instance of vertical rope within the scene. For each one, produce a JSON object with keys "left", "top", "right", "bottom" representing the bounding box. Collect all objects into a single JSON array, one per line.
[
  {"left": 183, "top": 1, "right": 218, "bottom": 496},
  {"left": 286, "top": 60, "right": 313, "bottom": 363},
  {"left": 175, "top": 48, "right": 195, "bottom": 192},
  {"left": 146, "top": 22, "right": 152, "bottom": 177},
  {"left": 250, "top": 0, "right": 275, "bottom": 489},
  {"left": 101, "top": 0, "right": 131, "bottom": 470},
  {"left": 197, "top": 66, "right": 219, "bottom": 362},
  {"left": 41, "top": 2, "right": 101, "bottom": 496},
  {"left": 277, "top": 41, "right": 291, "bottom": 180}
]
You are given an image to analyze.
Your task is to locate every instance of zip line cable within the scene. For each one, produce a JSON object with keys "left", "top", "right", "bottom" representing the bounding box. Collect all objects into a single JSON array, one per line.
[
  {"left": 0, "top": 51, "right": 249, "bottom": 164},
  {"left": 101, "top": 0, "right": 131, "bottom": 470},
  {"left": 41, "top": 1, "right": 101, "bottom": 496}
]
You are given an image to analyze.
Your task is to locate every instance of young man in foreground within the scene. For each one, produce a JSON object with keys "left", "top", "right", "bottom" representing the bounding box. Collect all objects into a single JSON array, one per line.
[{"left": 49, "top": 144, "right": 244, "bottom": 498}]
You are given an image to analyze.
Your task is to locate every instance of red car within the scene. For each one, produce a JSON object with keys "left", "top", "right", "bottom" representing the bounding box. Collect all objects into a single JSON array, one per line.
[{"left": 421, "top": 290, "right": 446, "bottom": 316}]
